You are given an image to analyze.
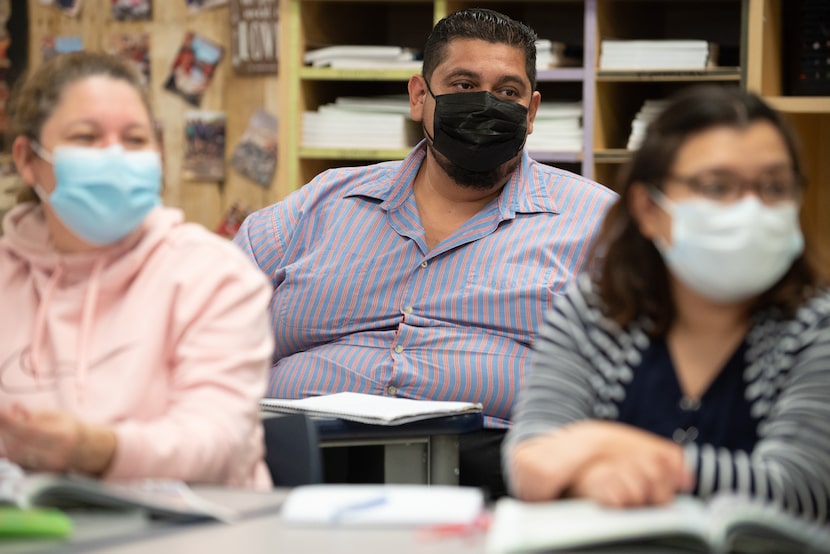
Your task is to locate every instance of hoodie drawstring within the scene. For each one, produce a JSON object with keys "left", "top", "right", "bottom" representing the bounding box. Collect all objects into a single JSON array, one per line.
[
  {"left": 29, "top": 265, "right": 64, "bottom": 382},
  {"left": 75, "top": 259, "right": 105, "bottom": 402},
  {"left": 28, "top": 259, "right": 104, "bottom": 403}
]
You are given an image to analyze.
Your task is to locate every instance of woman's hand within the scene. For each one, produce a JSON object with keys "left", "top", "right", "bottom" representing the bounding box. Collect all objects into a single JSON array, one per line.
[
  {"left": 0, "top": 404, "right": 116, "bottom": 476},
  {"left": 509, "top": 421, "right": 694, "bottom": 505},
  {"left": 569, "top": 449, "right": 692, "bottom": 508},
  {"left": 509, "top": 422, "right": 613, "bottom": 501}
]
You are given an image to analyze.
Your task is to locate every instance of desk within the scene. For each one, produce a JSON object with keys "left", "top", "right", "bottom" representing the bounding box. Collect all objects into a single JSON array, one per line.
[
  {"left": 5, "top": 488, "right": 485, "bottom": 554},
  {"left": 314, "top": 412, "right": 483, "bottom": 486}
]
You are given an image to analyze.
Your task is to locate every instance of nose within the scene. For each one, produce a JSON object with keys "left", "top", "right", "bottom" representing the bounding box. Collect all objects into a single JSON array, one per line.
[{"left": 102, "top": 136, "right": 124, "bottom": 149}]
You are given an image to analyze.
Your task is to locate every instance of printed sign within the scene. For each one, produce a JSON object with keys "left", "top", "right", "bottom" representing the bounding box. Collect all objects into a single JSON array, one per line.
[{"left": 230, "top": 0, "right": 279, "bottom": 75}]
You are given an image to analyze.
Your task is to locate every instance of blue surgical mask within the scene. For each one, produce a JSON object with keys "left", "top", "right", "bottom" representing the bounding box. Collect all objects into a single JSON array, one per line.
[{"left": 31, "top": 142, "right": 162, "bottom": 245}]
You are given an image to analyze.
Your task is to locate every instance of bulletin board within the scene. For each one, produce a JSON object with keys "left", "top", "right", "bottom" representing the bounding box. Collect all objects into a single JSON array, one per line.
[{"left": 25, "top": 0, "right": 284, "bottom": 231}]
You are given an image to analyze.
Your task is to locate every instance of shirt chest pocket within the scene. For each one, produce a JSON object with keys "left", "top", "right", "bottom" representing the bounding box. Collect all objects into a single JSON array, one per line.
[{"left": 463, "top": 264, "right": 558, "bottom": 337}]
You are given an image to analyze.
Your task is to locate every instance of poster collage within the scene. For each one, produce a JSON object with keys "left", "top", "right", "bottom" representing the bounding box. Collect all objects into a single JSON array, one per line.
[{"left": 34, "top": 0, "right": 280, "bottom": 226}]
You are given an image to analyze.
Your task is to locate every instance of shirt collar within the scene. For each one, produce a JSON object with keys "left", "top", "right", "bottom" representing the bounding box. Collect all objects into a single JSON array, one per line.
[{"left": 342, "top": 141, "right": 559, "bottom": 219}]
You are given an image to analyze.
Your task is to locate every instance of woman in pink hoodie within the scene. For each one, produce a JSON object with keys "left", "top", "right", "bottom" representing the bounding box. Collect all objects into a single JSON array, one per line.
[{"left": 0, "top": 52, "right": 273, "bottom": 488}]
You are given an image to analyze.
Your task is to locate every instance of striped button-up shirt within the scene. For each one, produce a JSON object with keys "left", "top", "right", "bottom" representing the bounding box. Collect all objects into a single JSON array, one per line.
[{"left": 234, "top": 142, "right": 616, "bottom": 428}]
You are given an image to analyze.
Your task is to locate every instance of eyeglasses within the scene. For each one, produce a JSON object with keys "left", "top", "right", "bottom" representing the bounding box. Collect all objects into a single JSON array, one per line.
[{"left": 664, "top": 169, "right": 803, "bottom": 205}]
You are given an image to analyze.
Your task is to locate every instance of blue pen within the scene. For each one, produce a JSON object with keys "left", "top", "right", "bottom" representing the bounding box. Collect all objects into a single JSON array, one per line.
[{"left": 330, "top": 495, "right": 388, "bottom": 524}]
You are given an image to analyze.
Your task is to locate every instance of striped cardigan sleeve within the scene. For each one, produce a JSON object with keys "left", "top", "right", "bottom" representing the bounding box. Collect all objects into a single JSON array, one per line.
[{"left": 685, "top": 294, "right": 830, "bottom": 522}]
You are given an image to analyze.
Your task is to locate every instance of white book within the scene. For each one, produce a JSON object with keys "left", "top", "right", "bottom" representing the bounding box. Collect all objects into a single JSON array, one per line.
[
  {"left": 535, "top": 101, "right": 583, "bottom": 119},
  {"left": 259, "top": 392, "right": 482, "bottom": 425},
  {"left": 600, "top": 39, "right": 717, "bottom": 70},
  {"left": 333, "top": 95, "right": 411, "bottom": 114},
  {"left": 485, "top": 495, "right": 830, "bottom": 554},
  {"left": 303, "top": 45, "right": 411, "bottom": 64},
  {"left": 281, "top": 484, "right": 485, "bottom": 526},
  {"left": 601, "top": 39, "right": 710, "bottom": 51},
  {"left": 322, "top": 58, "right": 423, "bottom": 70}
]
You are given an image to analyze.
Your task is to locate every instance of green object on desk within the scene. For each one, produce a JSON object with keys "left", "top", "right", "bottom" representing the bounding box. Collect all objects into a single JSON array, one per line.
[{"left": 0, "top": 507, "right": 73, "bottom": 539}]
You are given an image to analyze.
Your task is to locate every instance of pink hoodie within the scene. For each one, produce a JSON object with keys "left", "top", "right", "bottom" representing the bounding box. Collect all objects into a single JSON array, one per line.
[{"left": 0, "top": 203, "right": 273, "bottom": 488}]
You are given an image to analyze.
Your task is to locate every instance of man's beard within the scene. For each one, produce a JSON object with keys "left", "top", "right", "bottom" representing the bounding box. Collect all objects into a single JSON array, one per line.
[{"left": 428, "top": 142, "right": 520, "bottom": 191}]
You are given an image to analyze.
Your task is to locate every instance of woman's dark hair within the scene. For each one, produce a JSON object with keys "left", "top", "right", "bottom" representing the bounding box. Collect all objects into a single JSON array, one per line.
[
  {"left": 422, "top": 8, "right": 538, "bottom": 91},
  {"left": 591, "top": 84, "right": 822, "bottom": 335}
]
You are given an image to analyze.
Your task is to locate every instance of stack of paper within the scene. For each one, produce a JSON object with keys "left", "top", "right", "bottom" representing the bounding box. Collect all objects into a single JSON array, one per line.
[
  {"left": 303, "top": 45, "right": 422, "bottom": 70},
  {"left": 599, "top": 40, "right": 717, "bottom": 70},
  {"left": 302, "top": 95, "right": 420, "bottom": 149},
  {"left": 526, "top": 101, "right": 583, "bottom": 152},
  {"left": 626, "top": 99, "right": 670, "bottom": 150},
  {"left": 260, "top": 392, "right": 482, "bottom": 425}
]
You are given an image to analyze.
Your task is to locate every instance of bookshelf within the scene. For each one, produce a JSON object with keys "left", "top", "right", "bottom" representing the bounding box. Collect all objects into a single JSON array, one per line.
[
  {"left": 279, "top": 0, "right": 744, "bottom": 186},
  {"left": 746, "top": 0, "right": 830, "bottom": 267},
  {"left": 279, "top": 0, "right": 828, "bottom": 259}
]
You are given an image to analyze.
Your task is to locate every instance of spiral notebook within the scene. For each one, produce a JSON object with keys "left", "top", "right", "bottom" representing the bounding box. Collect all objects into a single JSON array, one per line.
[{"left": 259, "top": 392, "right": 482, "bottom": 425}]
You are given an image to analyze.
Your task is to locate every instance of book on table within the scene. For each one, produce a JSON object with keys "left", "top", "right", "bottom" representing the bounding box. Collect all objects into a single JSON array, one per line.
[
  {"left": 485, "top": 494, "right": 830, "bottom": 554},
  {"left": 259, "top": 391, "right": 483, "bottom": 425},
  {"left": 0, "top": 458, "right": 236, "bottom": 523},
  {"left": 281, "top": 484, "right": 485, "bottom": 527}
]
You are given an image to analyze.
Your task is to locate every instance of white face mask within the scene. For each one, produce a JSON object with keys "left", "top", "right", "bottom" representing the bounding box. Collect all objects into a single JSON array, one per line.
[{"left": 651, "top": 192, "right": 804, "bottom": 303}]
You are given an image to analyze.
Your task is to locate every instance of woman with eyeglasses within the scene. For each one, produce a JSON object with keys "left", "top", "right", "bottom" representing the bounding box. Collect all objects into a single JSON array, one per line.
[{"left": 504, "top": 85, "right": 830, "bottom": 521}]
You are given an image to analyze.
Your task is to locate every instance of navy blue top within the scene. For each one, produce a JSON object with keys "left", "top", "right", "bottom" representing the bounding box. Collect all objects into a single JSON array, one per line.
[{"left": 618, "top": 339, "right": 758, "bottom": 453}]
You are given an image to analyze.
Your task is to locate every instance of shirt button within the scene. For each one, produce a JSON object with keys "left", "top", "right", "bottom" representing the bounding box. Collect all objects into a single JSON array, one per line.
[
  {"left": 402, "top": 306, "right": 413, "bottom": 314},
  {"left": 394, "top": 344, "right": 404, "bottom": 353},
  {"left": 386, "top": 386, "right": 398, "bottom": 396},
  {"left": 679, "top": 397, "right": 701, "bottom": 411},
  {"left": 420, "top": 261, "right": 428, "bottom": 268}
]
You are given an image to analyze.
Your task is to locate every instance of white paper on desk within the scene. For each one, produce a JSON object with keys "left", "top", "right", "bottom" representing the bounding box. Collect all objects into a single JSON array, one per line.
[
  {"left": 281, "top": 485, "right": 485, "bottom": 527},
  {"left": 259, "top": 392, "right": 482, "bottom": 425}
]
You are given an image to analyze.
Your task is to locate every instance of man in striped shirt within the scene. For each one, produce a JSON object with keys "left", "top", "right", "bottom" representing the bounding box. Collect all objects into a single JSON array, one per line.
[{"left": 234, "top": 8, "right": 616, "bottom": 497}]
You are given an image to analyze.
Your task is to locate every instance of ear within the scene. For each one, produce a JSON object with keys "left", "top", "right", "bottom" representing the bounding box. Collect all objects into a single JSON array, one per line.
[
  {"left": 408, "top": 74, "right": 428, "bottom": 122},
  {"left": 629, "top": 182, "right": 665, "bottom": 241},
  {"left": 12, "top": 136, "right": 38, "bottom": 187},
  {"left": 525, "top": 91, "right": 542, "bottom": 135}
]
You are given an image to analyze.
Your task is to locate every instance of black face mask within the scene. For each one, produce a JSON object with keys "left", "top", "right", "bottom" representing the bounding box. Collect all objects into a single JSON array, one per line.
[{"left": 424, "top": 81, "right": 528, "bottom": 173}]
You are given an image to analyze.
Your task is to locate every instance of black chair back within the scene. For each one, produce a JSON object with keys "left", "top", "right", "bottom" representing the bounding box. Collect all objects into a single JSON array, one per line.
[{"left": 262, "top": 414, "right": 323, "bottom": 487}]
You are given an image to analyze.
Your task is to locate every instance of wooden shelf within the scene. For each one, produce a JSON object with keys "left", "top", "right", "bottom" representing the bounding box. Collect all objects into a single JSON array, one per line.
[
  {"left": 299, "top": 147, "right": 412, "bottom": 160},
  {"left": 764, "top": 97, "right": 830, "bottom": 114},
  {"left": 596, "top": 67, "right": 742, "bottom": 82},
  {"left": 299, "top": 67, "right": 417, "bottom": 81},
  {"left": 594, "top": 149, "right": 632, "bottom": 164},
  {"left": 279, "top": 0, "right": 828, "bottom": 261}
]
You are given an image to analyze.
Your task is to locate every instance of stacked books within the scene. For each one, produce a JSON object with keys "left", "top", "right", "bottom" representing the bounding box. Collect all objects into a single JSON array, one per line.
[
  {"left": 535, "top": 39, "right": 565, "bottom": 69},
  {"left": 525, "top": 101, "right": 583, "bottom": 153},
  {"left": 599, "top": 39, "right": 717, "bottom": 70},
  {"left": 301, "top": 95, "right": 420, "bottom": 150},
  {"left": 303, "top": 45, "right": 422, "bottom": 70},
  {"left": 626, "top": 99, "right": 670, "bottom": 150}
]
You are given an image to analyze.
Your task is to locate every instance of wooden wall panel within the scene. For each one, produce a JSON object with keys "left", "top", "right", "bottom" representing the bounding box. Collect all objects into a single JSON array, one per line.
[{"left": 26, "top": 0, "right": 281, "bottom": 229}]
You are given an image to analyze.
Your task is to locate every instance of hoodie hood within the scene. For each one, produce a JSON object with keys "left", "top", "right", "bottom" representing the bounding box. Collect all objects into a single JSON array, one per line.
[{"left": 1, "top": 203, "right": 184, "bottom": 398}]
